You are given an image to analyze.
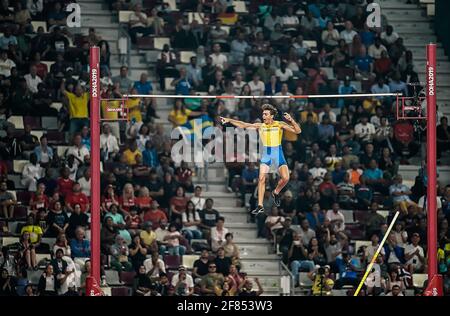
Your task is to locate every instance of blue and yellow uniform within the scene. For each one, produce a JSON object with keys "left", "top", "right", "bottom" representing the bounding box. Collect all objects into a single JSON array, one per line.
[{"left": 259, "top": 121, "right": 287, "bottom": 167}]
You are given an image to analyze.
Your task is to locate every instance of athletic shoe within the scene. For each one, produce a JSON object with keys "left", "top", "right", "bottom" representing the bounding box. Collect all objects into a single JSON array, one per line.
[
  {"left": 272, "top": 191, "right": 281, "bottom": 206},
  {"left": 251, "top": 205, "right": 265, "bottom": 215}
]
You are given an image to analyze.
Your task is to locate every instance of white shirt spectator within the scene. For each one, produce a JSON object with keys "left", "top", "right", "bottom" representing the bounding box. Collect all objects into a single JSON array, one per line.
[
  {"left": 232, "top": 80, "right": 246, "bottom": 95},
  {"left": 21, "top": 162, "right": 44, "bottom": 192},
  {"left": 129, "top": 11, "right": 148, "bottom": 28},
  {"left": 210, "top": 226, "right": 229, "bottom": 252},
  {"left": 309, "top": 167, "right": 327, "bottom": 183},
  {"left": 143, "top": 258, "right": 166, "bottom": 277},
  {"left": 417, "top": 195, "right": 442, "bottom": 212},
  {"left": 282, "top": 15, "right": 300, "bottom": 31},
  {"left": 404, "top": 243, "right": 425, "bottom": 270},
  {"left": 100, "top": 133, "right": 119, "bottom": 156},
  {"left": 210, "top": 53, "right": 227, "bottom": 69},
  {"left": 368, "top": 44, "right": 388, "bottom": 60},
  {"left": 340, "top": 29, "right": 358, "bottom": 45},
  {"left": 78, "top": 176, "right": 91, "bottom": 197},
  {"left": 24, "top": 73, "right": 42, "bottom": 93},
  {"left": 326, "top": 210, "right": 346, "bottom": 232},
  {"left": 321, "top": 29, "right": 340, "bottom": 47},
  {"left": 265, "top": 215, "right": 285, "bottom": 231},
  {"left": 365, "top": 244, "right": 385, "bottom": 261},
  {"left": 27, "top": 0, "right": 43, "bottom": 16},
  {"left": 354, "top": 122, "right": 376, "bottom": 143},
  {"left": 319, "top": 111, "right": 337, "bottom": 123},
  {"left": 380, "top": 31, "right": 399, "bottom": 46},
  {"left": 275, "top": 68, "right": 293, "bottom": 82},
  {"left": 66, "top": 145, "right": 90, "bottom": 167},
  {"left": 181, "top": 211, "right": 201, "bottom": 231},
  {"left": 190, "top": 196, "right": 205, "bottom": 212},
  {"left": 248, "top": 80, "right": 265, "bottom": 96},
  {"left": 171, "top": 272, "right": 194, "bottom": 288},
  {"left": 0, "top": 57, "right": 15, "bottom": 77},
  {"left": 298, "top": 227, "right": 316, "bottom": 246}
]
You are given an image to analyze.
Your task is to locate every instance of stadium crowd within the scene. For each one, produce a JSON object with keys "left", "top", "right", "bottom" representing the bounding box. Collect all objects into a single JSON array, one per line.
[{"left": 0, "top": 0, "right": 450, "bottom": 297}]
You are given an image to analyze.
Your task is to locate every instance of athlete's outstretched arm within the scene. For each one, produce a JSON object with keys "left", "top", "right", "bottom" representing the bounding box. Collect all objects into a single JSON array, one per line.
[
  {"left": 281, "top": 113, "right": 302, "bottom": 134},
  {"left": 220, "top": 117, "right": 261, "bottom": 129}
]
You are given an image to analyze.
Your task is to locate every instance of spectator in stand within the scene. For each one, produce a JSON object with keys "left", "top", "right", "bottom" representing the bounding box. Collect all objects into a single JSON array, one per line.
[
  {"left": 110, "top": 235, "right": 133, "bottom": 272},
  {"left": 404, "top": 233, "right": 426, "bottom": 273},
  {"left": 113, "top": 65, "right": 133, "bottom": 95},
  {"left": 70, "top": 227, "right": 91, "bottom": 266},
  {"left": 380, "top": 25, "right": 399, "bottom": 48},
  {"left": 171, "top": 265, "right": 194, "bottom": 296},
  {"left": 65, "top": 182, "right": 89, "bottom": 214},
  {"left": 289, "top": 231, "right": 315, "bottom": 286},
  {"left": 0, "top": 181, "right": 16, "bottom": 219},
  {"left": 140, "top": 221, "right": 158, "bottom": 253},
  {"left": 21, "top": 153, "right": 44, "bottom": 192},
  {"left": 248, "top": 73, "right": 265, "bottom": 97},
  {"left": 128, "top": 4, "right": 152, "bottom": 43},
  {"left": 29, "top": 183, "right": 49, "bottom": 213},
  {"left": 193, "top": 249, "right": 210, "bottom": 284},
  {"left": 61, "top": 81, "right": 89, "bottom": 136},
  {"left": 340, "top": 21, "right": 358, "bottom": 45},
  {"left": 182, "top": 201, "right": 203, "bottom": 242},
  {"left": 34, "top": 135, "right": 53, "bottom": 168},
  {"left": 143, "top": 251, "right": 166, "bottom": 278},
  {"left": 37, "top": 265, "right": 56, "bottom": 296},
  {"left": 354, "top": 115, "right": 376, "bottom": 145},
  {"left": 46, "top": 201, "right": 69, "bottom": 238},
  {"left": 322, "top": 21, "right": 340, "bottom": 52},
  {"left": 200, "top": 261, "right": 224, "bottom": 296},
  {"left": 389, "top": 175, "right": 417, "bottom": 215},
  {"left": 368, "top": 37, "right": 388, "bottom": 60},
  {"left": 326, "top": 203, "right": 345, "bottom": 234},
  {"left": 211, "top": 216, "right": 229, "bottom": 253}
]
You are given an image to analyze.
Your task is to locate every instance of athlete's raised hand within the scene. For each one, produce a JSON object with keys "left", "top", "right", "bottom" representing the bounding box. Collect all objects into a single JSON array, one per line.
[
  {"left": 220, "top": 116, "right": 230, "bottom": 125},
  {"left": 283, "top": 112, "right": 293, "bottom": 122}
]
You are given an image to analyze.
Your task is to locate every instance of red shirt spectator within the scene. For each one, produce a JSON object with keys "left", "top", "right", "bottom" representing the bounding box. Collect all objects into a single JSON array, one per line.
[
  {"left": 135, "top": 196, "right": 152, "bottom": 209},
  {"left": 175, "top": 162, "right": 193, "bottom": 185},
  {"left": 56, "top": 167, "right": 74, "bottom": 198},
  {"left": 120, "top": 183, "right": 136, "bottom": 214},
  {"left": 29, "top": 187, "right": 50, "bottom": 211},
  {"left": 143, "top": 201, "right": 168, "bottom": 226},
  {"left": 101, "top": 184, "right": 119, "bottom": 213},
  {"left": 65, "top": 183, "right": 90, "bottom": 213}
]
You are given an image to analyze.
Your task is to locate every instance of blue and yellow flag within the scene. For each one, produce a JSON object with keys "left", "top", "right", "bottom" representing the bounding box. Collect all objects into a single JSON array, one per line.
[{"left": 178, "top": 114, "right": 214, "bottom": 142}]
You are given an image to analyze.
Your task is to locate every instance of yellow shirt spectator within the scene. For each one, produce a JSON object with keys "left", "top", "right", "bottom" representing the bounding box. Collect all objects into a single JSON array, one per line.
[
  {"left": 140, "top": 230, "right": 157, "bottom": 247},
  {"left": 126, "top": 98, "right": 143, "bottom": 122},
  {"left": 66, "top": 91, "right": 89, "bottom": 118},
  {"left": 300, "top": 111, "right": 318, "bottom": 124},
  {"left": 123, "top": 148, "right": 142, "bottom": 166},
  {"left": 20, "top": 225, "right": 43, "bottom": 244},
  {"left": 169, "top": 108, "right": 192, "bottom": 126}
]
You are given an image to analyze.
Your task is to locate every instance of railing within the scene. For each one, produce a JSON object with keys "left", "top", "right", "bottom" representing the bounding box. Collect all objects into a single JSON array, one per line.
[
  {"left": 118, "top": 24, "right": 131, "bottom": 70},
  {"left": 279, "top": 260, "right": 296, "bottom": 296}
]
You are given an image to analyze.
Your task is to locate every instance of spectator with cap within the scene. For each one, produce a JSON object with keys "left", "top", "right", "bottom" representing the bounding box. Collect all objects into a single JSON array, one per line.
[{"left": 172, "top": 265, "right": 194, "bottom": 296}]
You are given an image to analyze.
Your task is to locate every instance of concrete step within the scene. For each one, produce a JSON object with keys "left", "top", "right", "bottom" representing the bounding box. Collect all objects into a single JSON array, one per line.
[
  {"left": 402, "top": 35, "right": 437, "bottom": 43},
  {"left": 231, "top": 227, "right": 258, "bottom": 239},
  {"left": 239, "top": 244, "right": 272, "bottom": 257},
  {"left": 418, "top": 73, "right": 450, "bottom": 87},
  {"left": 201, "top": 191, "right": 235, "bottom": 198},
  {"left": 216, "top": 206, "right": 247, "bottom": 213},
  {"left": 246, "top": 275, "right": 281, "bottom": 289},
  {"left": 204, "top": 197, "right": 237, "bottom": 207},
  {"left": 222, "top": 212, "right": 248, "bottom": 224},
  {"left": 376, "top": 0, "right": 422, "bottom": 9},
  {"left": 110, "top": 67, "right": 150, "bottom": 81},
  {"left": 392, "top": 26, "right": 434, "bottom": 35},
  {"left": 234, "top": 237, "right": 271, "bottom": 245},
  {"left": 415, "top": 61, "right": 450, "bottom": 73},
  {"left": 227, "top": 223, "right": 256, "bottom": 229},
  {"left": 383, "top": 9, "right": 425, "bottom": 19},
  {"left": 241, "top": 258, "right": 280, "bottom": 272},
  {"left": 81, "top": 27, "right": 119, "bottom": 40},
  {"left": 203, "top": 183, "right": 227, "bottom": 192},
  {"left": 78, "top": 2, "right": 105, "bottom": 11},
  {"left": 399, "top": 165, "right": 450, "bottom": 183},
  {"left": 409, "top": 47, "right": 447, "bottom": 59}
]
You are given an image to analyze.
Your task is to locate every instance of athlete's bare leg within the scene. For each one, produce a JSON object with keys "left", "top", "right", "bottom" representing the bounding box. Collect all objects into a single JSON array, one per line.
[
  {"left": 257, "top": 164, "right": 270, "bottom": 207},
  {"left": 274, "top": 165, "right": 290, "bottom": 195},
  {"left": 272, "top": 165, "right": 290, "bottom": 206}
]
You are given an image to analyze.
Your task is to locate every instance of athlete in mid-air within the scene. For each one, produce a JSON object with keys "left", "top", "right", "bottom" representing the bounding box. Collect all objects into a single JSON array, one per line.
[{"left": 220, "top": 104, "right": 301, "bottom": 215}]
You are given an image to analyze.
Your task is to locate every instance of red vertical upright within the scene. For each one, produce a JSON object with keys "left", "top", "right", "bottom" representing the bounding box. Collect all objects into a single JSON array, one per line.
[
  {"left": 423, "top": 43, "right": 443, "bottom": 296},
  {"left": 89, "top": 46, "right": 101, "bottom": 289}
]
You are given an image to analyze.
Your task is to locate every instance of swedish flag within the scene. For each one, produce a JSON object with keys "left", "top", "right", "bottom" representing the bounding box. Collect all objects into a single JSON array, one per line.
[{"left": 178, "top": 114, "right": 214, "bottom": 142}]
